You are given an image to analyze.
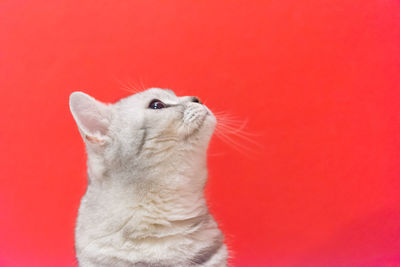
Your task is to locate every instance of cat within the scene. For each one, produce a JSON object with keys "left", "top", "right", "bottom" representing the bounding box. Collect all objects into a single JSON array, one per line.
[{"left": 69, "top": 88, "right": 228, "bottom": 267}]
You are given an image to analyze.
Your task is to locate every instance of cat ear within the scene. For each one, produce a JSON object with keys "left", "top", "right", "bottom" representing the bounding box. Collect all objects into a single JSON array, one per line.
[{"left": 69, "top": 92, "right": 112, "bottom": 145}]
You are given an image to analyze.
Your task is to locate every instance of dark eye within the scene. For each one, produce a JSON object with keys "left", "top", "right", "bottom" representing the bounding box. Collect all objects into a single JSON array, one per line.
[{"left": 148, "top": 99, "right": 166, "bottom": 109}]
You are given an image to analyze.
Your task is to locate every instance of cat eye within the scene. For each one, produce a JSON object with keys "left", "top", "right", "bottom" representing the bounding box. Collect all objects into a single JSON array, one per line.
[{"left": 148, "top": 99, "right": 166, "bottom": 109}]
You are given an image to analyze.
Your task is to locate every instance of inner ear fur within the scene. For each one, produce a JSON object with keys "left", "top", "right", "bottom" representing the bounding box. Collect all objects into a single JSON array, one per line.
[{"left": 69, "top": 91, "right": 112, "bottom": 144}]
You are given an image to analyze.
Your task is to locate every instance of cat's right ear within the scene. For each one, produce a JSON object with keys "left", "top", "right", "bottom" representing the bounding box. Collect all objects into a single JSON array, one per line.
[{"left": 69, "top": 92, "right": 112, "bottom": 145}]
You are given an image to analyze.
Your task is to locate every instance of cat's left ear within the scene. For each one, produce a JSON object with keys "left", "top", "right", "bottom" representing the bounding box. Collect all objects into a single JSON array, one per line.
[{"left": 69, "top": 92, "right": 112, "bottom": 145}]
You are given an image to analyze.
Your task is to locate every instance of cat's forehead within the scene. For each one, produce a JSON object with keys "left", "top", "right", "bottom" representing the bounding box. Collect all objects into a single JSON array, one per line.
[
  {"left": 140, "top": 88, "right": 177, "bottom": 99},
  {"left": 136, "top": 88, "right": 177, "bottom": 100}
]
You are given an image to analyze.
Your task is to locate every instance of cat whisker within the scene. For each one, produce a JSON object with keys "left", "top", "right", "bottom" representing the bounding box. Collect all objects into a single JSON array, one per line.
[
  {"left": 115, "top": 78, "right": 144, "bottom": 93},
  {"left": 215, "top": 130, "right": 254, "bottom": 152},
  {"left": 127, "top": 79, "right": 142, "bottom": 93},
  {"left": 213, "top": 112, "right": 262, "bottom": 157},
  {"left": 214, "top": 131, "right": 257, "bottom": 159},
  {"left": 216, "top": 124, "right": 262, "bottom": 145},
  {"left": 138, "top": 78, "right": 147, "bottom": 92}
]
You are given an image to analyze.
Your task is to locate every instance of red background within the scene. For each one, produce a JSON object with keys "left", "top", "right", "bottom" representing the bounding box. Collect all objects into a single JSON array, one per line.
[{"left": 1, "top": 0, "right": 400, "bottom": 266}]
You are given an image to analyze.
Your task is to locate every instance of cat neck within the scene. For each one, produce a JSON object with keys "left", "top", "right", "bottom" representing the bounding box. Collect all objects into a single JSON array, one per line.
[
  {"left": 82, "top": 162, "right": 210, "bottom": 241},
  {"left": 85, "top": 150, "right": 209, "bottom": 214}
]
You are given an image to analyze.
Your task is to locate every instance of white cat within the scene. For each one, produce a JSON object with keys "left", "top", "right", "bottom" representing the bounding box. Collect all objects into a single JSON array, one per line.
[{"left": 69, "top": 88, "right": 228, "bottom": 267}]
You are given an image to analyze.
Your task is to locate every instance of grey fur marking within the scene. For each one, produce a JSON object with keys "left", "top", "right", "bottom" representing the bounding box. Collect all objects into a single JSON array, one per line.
[
  {"left": 136, "top": 129, "right": 147, "bottom": 155},
  {"left": 190, "top": 235, "right": 224, "bottom": 265},
  {"left": 134, "top": 262, "right": 169, "bottom": 267}
]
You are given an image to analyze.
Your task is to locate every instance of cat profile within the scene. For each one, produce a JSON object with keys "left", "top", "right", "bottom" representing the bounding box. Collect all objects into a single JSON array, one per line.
[{"left": 69, "top": 88, "right": 228, "bottom": 266}]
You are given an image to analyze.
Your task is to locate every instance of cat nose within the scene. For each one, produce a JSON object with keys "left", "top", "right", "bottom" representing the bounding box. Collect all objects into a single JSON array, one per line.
[{"left": 191, "top": 97, "right": 202, "bottom": 104}]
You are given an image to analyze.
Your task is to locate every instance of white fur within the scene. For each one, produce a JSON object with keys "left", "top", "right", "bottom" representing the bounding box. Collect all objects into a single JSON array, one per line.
[{"left": 69, "top": 88, "right": 227, "bottom": 266}]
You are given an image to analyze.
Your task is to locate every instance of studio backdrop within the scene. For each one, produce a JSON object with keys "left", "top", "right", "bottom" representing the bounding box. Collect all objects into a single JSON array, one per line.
[{"left": 1, "top": 0, "right": 400, "bottom": 266}]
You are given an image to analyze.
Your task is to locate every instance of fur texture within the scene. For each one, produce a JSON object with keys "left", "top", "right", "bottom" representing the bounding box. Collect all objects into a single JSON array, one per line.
[{"left": 69, "top": 88, "right": 227, "bottom": 266}]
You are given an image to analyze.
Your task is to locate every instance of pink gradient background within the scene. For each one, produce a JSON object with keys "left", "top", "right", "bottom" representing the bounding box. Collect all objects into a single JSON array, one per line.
[{"left": 1, "top": 0, "right": 400, "bottom": 266}]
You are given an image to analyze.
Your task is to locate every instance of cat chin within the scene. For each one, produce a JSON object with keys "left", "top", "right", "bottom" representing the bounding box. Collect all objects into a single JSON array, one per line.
[
  {"left": 179, "top": 112, "right": 216, "bottom": 142},
  {"left": 202, "top": 113, "right": 217, "bottom": 135},
  {"left": 202, "top": 110, "right": 217, "bottom": 133}
]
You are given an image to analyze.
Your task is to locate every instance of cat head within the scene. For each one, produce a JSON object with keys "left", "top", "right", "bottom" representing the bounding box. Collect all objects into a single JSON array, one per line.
[{"left": 69, "top": 88, "right": 216, "bottom": 183}]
